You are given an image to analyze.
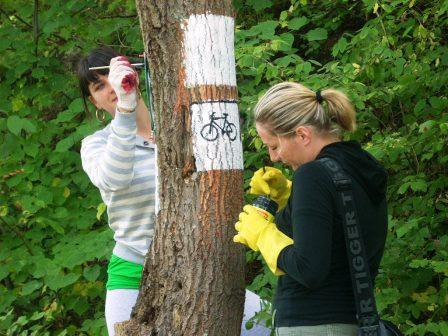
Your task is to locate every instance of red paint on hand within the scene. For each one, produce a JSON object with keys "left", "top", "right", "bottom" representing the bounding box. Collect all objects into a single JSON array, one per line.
[
  {"left": 121, "top": 73, "right": 137, "bottom": 93},
  {"left": 117, "top": 56, "right": 131, "bottom": 67}
]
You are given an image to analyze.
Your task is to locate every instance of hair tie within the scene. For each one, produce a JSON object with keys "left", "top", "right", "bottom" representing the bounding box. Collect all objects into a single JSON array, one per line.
[{"left": 316, "top": 90, "right": 323, "bottom": 104}]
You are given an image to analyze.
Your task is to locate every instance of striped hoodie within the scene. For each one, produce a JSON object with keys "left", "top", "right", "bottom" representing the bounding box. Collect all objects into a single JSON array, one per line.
[{"left": 80, "top": 111, "right": 156, "bottom": 265}]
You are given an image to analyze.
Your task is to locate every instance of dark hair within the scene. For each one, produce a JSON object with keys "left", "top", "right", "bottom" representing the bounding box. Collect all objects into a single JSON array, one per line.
[{"left": 76, "top": 47, "right": 119, "bottom": 116}]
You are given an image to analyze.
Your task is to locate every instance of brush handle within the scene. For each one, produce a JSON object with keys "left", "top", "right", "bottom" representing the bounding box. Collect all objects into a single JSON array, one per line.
[{"left": 88, "top": 63, "right": 144, "bottom": 70}]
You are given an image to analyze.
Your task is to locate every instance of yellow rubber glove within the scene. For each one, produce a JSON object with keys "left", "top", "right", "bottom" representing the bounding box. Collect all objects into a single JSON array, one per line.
[
  {"left": 249, "top": 167, "right": 292, "bottom": 210},
  {"left": 233, "top": 205, "right": 269, "bottom": 251},
  {"left": 257, "top": 225, "right": 293, "bottom": 276},
  {"left": 233, "top": 205, "right": 293, "bottom": 276}
]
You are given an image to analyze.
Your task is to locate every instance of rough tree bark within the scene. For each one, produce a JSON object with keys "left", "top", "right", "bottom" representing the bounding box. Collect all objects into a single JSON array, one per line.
[{"left": 115, "top": 1, "right": 246, "bottom": 335}]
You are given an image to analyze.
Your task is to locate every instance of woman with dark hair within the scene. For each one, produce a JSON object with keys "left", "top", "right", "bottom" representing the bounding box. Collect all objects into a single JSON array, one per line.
[
  {"left": 234, "top": 82, "right": 388, "bottom": 335},
  {"left": 77, "top": 48, "right": 271, "bottom": 336},
  {"left": 77, "top": 47, "right": 155, "bottom": 335}
]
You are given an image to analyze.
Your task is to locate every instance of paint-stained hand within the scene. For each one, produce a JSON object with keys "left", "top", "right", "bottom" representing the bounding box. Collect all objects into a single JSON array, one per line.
[{"left": 108, "top": 56, "right": 138, "bottom": 112}]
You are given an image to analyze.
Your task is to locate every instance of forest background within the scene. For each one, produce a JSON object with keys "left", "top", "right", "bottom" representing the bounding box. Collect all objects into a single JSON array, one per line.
[{"left": 0, "top": 0, "right": 447, "bottom": 335}]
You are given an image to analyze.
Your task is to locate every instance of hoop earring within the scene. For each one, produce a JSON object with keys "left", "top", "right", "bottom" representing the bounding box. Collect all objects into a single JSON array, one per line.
[{"left": 95, "top": 109, "right": 106, "bottom": 123}]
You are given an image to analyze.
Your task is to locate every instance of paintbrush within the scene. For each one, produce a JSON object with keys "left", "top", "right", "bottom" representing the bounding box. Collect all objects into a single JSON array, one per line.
[{"left": 88, "top": 63, "right": 145, "bottom": 71}]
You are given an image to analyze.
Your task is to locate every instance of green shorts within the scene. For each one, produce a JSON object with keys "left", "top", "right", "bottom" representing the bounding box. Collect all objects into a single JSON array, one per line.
[{"left": 106, "top": 254, "right": 143, "bottom": 290}]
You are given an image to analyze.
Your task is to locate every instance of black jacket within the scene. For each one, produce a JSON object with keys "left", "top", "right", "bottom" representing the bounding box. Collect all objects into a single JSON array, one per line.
[{"left": 274, "top": 141, "right": 388, "bottom": 327}]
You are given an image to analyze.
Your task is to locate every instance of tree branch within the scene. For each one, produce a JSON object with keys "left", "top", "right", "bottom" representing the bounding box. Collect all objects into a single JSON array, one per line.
[
  {"left": 0, "top": 216, "right": 34, "bottom": 256},
  {"left": 34, "top": 0, "right": 39, "bottom": 57},
  {"left": 0, "top": 7, "right": 67, "bottom": 44},
  {"left": 0, "top": 8, "right": 33, "bottom": 29},
  {"left": 97, "top": 14, "right": 138, "bottom": 19}
]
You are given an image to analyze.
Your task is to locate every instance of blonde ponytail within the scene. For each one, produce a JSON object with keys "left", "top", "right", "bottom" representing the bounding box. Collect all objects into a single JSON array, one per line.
[
  {"left": 254, "top": 82, "right": 356, "bottom": 136},
  {"left": 320, "top": 89, "right": 356, "bottom": 132}
]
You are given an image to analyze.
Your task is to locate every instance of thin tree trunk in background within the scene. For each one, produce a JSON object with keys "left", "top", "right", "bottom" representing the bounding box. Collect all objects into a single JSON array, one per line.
[{"left": 115, "top": 1, "right": 245, "bottom": 335}]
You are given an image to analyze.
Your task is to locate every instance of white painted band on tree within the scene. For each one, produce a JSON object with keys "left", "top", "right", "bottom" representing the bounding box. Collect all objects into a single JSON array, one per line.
[
  {"left": 182, "top": 14, "right": 237, "bottom": 87},
  {"left": 191, "top": 102, "right": 243, "bottom": 171}
]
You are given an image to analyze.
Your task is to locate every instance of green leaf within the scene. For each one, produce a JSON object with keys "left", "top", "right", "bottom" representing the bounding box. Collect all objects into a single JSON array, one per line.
[
  {"left": 396, "top": 218, "right": 421, "bottom": 238},
  {"left": 414, "top": 100, "right": 426, "bottom": 114},
  {"left": 47, "top": 218, "right": 66, "bottom": 234},
  {"left": 419, "top": 120, "right": 435, "bottom": 133},
  {"left": 306, "top": 28, "right": 327, "bottom": 41},
  {"left": 0, "top": 38, "right": 11, "bottom": 52},
  {"left": 295, "top": 61, "right": 312, "bottom": 76},
  {"left": 0, "top": 288, "right": 16, "bottom": 314},
  {"left": 253, "top": 21, "right": 278, "bottom": 40},
  {"left": 6, "top": 116, "right": 36, "bottom": 135},
  {"left": 359, "top": 27, "right": 371, "bottom": 39},
  {"left": 275, "top": 55, "right": 295, "bottom": 68},
  {"left": 32, "top": 68, "right": 45, "bottom": 79},
  {"left": 21, "top": 280, "right": 43, "bottom": 296},
  {"left": 332, "top": 37, "right": 348, "bottom": 57},
  {"left": 393, "top": 58, "right": 406, "bottom": 76},
  {"left": 429, "top": 96, "right": 445, "bottom": 110},
  {"left": 0, "top": 265, "right": 9, "bottom": 282},
  {"left": 69, "top": 98, "right": 84, "bottom": 114},
  {"left": 55, "top": 135, "right": 77, "bottom": 152},
  {"left": 55, "top": 123, "right": 97, "bottom": 152},
  {"left": 6, "top": 116, "right": 23, "bottom": 135},
  {"left": 14, "top": 63, "right": 29, "bottom": 78},
  {"left": 377, "top": 288, "right": 401, "bottom": 311},
  {"left": 238, "top": 55, "right": 254, "bottom": 68},
  {"left": 279, "top": 11, "right": 288, "bottom": 22},
  {"left": 265, "top": 64, "right": 278, "bottom": 79},
  {"left": 24, "top": 143, "right": 39, "bottom": 158},
  {"left": 42, "top": 20, "right": 61, "bottom": 35},
  {"left": 44, "top": 272, "right": 80, "bottom": 291},
  {"left": 277, "top": 33, "right": 294, "bottom": 52},
  {"left": 410, "top": 180, "right": 427, "bottom": 192},
  {"left": 309, "top": 59, "right": 322, "bottom": 67},
  {"left": 83, "top": 264, "right": 101, "bottom": 282},
  {"left": 22, "top": 119, "right": 36, "bottom": 133},
  {"left": 53, "top": 230, "right": 113, "bottom": 269},
  {"left": 29, "top": 311, "right": 45, "bottom": 321},
  {"left": 29, "top": 255, "right": 59, "bottom": 279},
  {"left": 20, "top": 195, "right": 45, "bottom": 213},
  {"left": 36, "top": 188, "right": 54, "bottom": 206},
  {"left": 56, "top": 109, "right": 80, "bottom": 123},
  {"left": 288, "top": 17, "right": 308, "bottom": 31},
  {"left": 96, "top": 202, "right": 106, "bottom": 220},
  {"left": 430, "top": 261, "right": 448, "bottom": 275},
  {"left": 247, "top": 0, "right": 272, "bottom": 11},
  {"left": 71, "top": 298, "right": 90, "bottom": 316},
  {"left": 53, "top": 207, "right": 69, "bottom": 219},
  {"left": 409, "top": 259, "right": 430, "bottom": 269}
]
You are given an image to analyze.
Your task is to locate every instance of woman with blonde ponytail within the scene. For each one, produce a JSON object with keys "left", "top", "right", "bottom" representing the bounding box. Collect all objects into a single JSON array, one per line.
[{"left": 234, "top": 82, "right": 388, "bottom": 335}]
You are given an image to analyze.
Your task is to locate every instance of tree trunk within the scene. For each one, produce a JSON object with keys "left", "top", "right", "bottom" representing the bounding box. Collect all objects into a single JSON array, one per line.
[{"left": 115, "top": 1, "right": 245, "bottom": 335}]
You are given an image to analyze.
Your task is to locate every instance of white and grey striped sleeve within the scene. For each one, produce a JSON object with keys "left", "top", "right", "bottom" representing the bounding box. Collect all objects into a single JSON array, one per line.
[{"left": 80, "top": 111, "right": 137, "bottom": 191}]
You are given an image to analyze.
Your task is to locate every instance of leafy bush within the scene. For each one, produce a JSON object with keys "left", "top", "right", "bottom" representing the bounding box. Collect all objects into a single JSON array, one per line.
[{"left": 0, "top": 1, "right": 140, "bottom": 334}]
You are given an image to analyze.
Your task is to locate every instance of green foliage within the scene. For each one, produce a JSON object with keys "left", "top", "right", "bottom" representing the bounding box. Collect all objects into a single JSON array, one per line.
[
  {"left": 0, "top": 0, "right": 140, "bottom": 334},
  {"left": 1, "top": 0, "right": 447, "bottom": 334},
  {"left": 235, "top": 0, "right": 448, "bottom": 334}
]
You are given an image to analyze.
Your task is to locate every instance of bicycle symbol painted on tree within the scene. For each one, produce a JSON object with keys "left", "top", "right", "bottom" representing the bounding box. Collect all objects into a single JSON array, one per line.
[{"left": 200, "top": 112, "right": 237, "bottom": 142}]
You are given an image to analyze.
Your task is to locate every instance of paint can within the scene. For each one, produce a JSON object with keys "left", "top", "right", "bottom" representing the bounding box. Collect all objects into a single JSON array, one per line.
[{"left": 252, "top": 196, "right": 277, "bottom": 222}]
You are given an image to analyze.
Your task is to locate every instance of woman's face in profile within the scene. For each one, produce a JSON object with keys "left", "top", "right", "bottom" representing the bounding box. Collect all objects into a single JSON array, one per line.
[
  {"left": 256, "top": 123, "right": 306, "bottom": 170},
  {"left": 88, "top": 74, "right": 117, "bottom": 116}
]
